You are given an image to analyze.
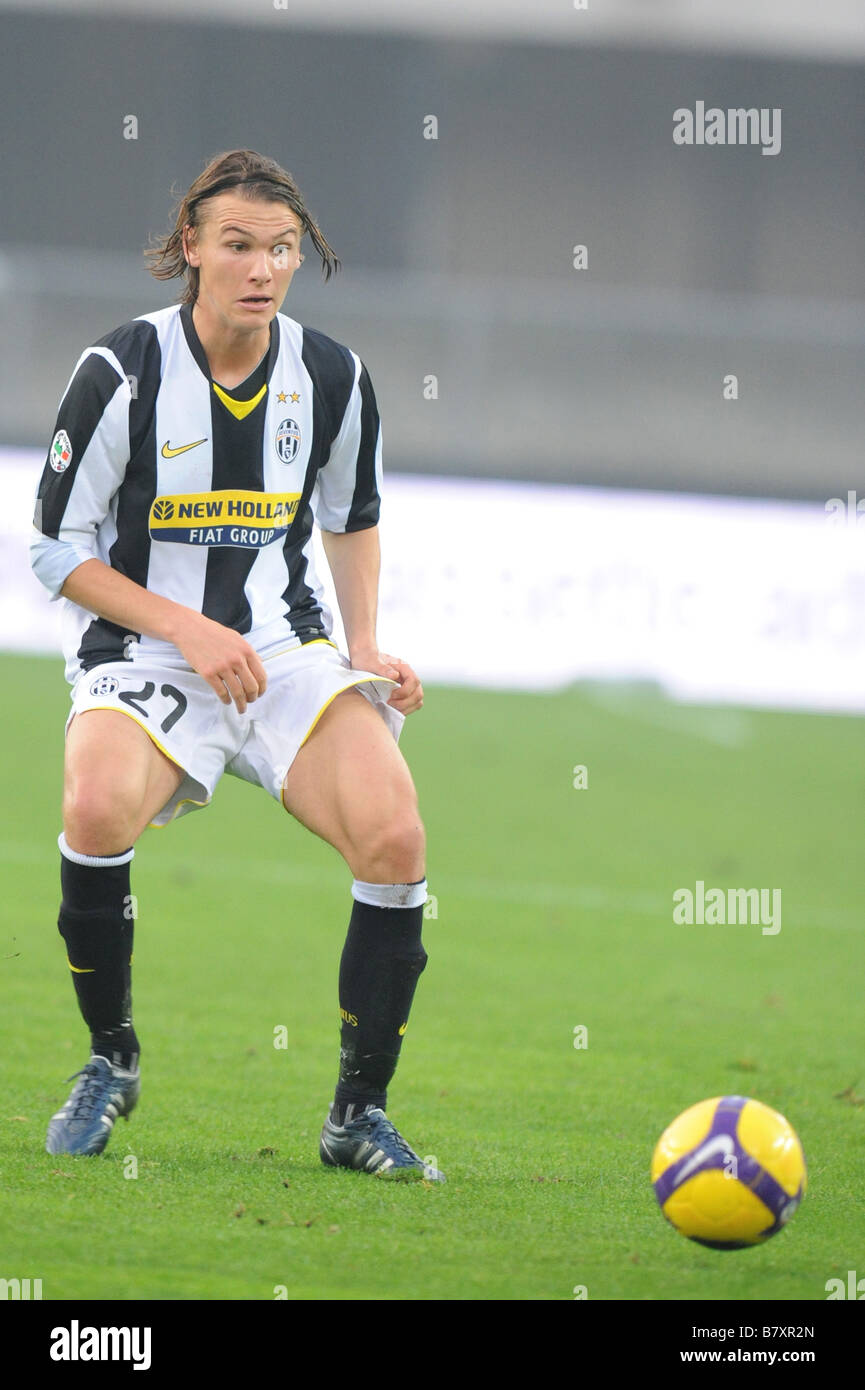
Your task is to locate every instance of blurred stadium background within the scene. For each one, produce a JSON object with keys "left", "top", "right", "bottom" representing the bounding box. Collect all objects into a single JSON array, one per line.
[{"left": 1, "top": 0, "right": 863, "bottom": 1309}]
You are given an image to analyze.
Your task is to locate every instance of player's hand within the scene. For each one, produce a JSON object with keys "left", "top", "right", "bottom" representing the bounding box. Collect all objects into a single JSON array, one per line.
[
  {"left": 171, "top": 611, "right": 267, "bottom": 713},
  {"left": 350, "top": 646, "right": 424, "bottom": 715}
]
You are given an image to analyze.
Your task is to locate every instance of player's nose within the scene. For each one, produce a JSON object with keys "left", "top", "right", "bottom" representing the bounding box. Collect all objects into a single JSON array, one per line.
[{"left": 249, "top": 251, "right": 273, "bottom": 281}]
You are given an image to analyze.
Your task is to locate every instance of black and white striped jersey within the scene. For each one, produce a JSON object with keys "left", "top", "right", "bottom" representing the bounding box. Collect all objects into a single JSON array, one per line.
[{"left": 30, "top": 302, "right": 382, "bottom": 684}]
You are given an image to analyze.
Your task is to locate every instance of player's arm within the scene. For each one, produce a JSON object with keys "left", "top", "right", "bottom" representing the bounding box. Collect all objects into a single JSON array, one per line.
[
  {"left": 319, "top": 523, "right": 383, "bottom": 665},
  {"left": 58, "top": 559, "right": 266, "bottom": 712},
  {"left": 315, "top": 351, "right": 422, "bottom": 714},
  {"left": 30, "top": 347, "right": 264, "bottom": 712},
  {"left": 319, "top": 527, "right": 422, "bottom": 715}
]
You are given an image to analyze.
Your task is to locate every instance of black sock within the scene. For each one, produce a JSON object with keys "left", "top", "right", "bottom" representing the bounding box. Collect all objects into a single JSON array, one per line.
[
  {"left": 57, "top": 838, "right": 140, "bottom": 1071},
  {"left": 332, "top": 893, "right": 427, "bottom": 1123}
]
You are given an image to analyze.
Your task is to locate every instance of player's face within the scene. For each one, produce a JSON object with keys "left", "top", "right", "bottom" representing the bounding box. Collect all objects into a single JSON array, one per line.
[{"left": 184, "top": 194, "right": 303, "bottom": 330}]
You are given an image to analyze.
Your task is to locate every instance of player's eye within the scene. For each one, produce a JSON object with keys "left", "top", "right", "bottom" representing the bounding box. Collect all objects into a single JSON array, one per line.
[{"left": 228, "top": 243, "right": 248, "bottom": 252}]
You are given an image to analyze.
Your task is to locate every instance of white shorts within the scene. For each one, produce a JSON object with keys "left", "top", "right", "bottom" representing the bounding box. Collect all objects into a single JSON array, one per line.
[{"left": 67, "top": 639, "right": 403, "bottom": 826}]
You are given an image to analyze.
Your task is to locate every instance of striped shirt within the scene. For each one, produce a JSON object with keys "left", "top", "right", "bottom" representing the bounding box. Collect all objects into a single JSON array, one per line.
[{"left": 30, "top": 303, "right": 382, "bottom": 683}]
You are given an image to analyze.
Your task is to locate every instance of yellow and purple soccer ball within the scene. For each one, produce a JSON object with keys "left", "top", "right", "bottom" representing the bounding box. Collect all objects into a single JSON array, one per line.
[{"left": 651, "top": 1095, "right": 806, "bottom": 1249}]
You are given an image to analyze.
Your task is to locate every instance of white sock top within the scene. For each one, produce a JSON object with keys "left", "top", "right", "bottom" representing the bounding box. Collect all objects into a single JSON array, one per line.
[
  {"left": 351, "top": 879, "right": 428, "bottom": 909},
  {"left": 58, "top": 832, "right": 135, "bottom": 868}
]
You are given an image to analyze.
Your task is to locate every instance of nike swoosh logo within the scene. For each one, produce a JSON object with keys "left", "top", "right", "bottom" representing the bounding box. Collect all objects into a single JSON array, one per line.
[
  {"left": 161, "top": 438, "right": 207, "bottom": 458},
  {"left": 673, "top": 1134, "right": 735, "bottom": 1187},
  {"left": 398, "top": 1022, "right": 408, "bottom": 1036}
]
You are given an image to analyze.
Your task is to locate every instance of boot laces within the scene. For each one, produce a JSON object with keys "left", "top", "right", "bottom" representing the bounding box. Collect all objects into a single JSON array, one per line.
[{"left": 63, "top": 1063, "right": 112, "bottom": 1120}]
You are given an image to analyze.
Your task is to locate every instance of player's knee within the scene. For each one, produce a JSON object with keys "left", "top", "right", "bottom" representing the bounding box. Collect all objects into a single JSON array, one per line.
[
  {"left": 361, "top": 811, "right": 426, "bottom": 883},
  {"left": 62, "top": 784, "right": 140, "bottom": 857}
]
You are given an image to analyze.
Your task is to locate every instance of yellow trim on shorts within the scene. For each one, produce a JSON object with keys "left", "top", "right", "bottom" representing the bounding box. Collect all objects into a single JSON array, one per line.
[
  {"left": 73, "top": 705, "right": 186, "bottom": 772},
  {"left": 70, "top": 701, "right": 210, "bottom": 829},
  {"left": 279, "top": 675, "right": 397, "bottom": 812},
  {"left": 262, "top": 637, "right": 338, "bottom": 662},
  {"left": 148, "top": 794, "right": 211, "bottom": 829},
  {"left": 72, "top": 705, "right": 196, "bottom": 828}
]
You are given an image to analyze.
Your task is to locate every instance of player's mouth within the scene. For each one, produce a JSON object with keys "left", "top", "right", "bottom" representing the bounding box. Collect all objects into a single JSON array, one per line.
[{"left": 238, "top": 295, "right": 272, "bottom": 311}]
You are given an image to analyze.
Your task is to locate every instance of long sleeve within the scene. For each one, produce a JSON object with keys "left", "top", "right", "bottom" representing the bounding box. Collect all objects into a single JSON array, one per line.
[{"left": 31, "top": 346, "right": 132, "bottom": 599}]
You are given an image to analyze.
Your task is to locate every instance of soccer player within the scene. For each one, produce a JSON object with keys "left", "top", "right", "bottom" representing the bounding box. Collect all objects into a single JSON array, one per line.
[{"left": 30, "top": 148, "right": 443, "bottom": 1181}]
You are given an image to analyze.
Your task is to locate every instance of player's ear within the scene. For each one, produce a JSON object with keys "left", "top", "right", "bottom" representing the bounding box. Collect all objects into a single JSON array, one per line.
[{"left": 183, "top": 223, "right": 198, "bottom": 266}]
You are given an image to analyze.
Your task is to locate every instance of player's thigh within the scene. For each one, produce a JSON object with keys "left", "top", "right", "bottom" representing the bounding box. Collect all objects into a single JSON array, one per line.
[
  {"left": 281, "top": 688, "right": 424, "bottom": 864},
  {"left": 64, "top": 709, "right": 185, "bottom": 853}
]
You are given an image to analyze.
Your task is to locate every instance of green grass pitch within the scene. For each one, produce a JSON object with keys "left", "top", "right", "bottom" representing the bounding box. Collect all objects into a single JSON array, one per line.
[{"left": 0, "top": 652, "right": 862, "bottom": 1301}]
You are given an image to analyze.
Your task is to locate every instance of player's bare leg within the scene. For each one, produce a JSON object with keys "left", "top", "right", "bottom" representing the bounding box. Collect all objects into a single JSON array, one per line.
[
  {"left": 64, "top": 709, "right": 185, "bottom": 854},
  {"left": 282, "top": 688, "right": 443, "bottom": 1179},
  {"left": 47, "top": 712, "right": 184, "bottom": 1156},
  {"left": 280, "top": 688, "right": 424, "bottom": 884}
]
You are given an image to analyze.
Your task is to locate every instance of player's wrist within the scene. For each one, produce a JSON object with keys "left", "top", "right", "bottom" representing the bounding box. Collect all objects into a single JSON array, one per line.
[
  {"left": 161, "top": 600, "right": 206, "bottom": 649},
  {"left": 348, "top": 638, "right": 379, "bottom": 665}
]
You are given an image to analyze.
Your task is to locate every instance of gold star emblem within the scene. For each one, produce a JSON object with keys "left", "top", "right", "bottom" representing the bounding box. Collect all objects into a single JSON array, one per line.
[
  {"left": 290, "top": 392, "right": 300, "bottom": 403},
  {"left": 276, "top": 391, "right": 287, "bottom": 403}
]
